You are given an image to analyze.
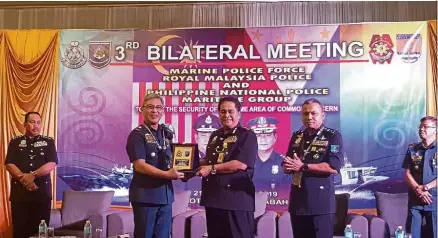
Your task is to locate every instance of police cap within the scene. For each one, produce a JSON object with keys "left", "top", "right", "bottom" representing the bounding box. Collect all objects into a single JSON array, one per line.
[
  {"left": 247, "top": 116, "right": 278, "bottom": 134},
  {"left": 193, "top": 114, "right": 221, "bottom": 132}
]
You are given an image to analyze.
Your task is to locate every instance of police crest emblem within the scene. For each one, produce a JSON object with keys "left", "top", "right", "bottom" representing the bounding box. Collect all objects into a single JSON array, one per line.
[
  {"left": 89, "top": 41, "right": 111, "bottom": 69},
  {"left": 369, "top": 34, "right": 394, "bottom": 64},
  {"left": 396, "top": 34, "right": 421, "bottom": 63},
  {"left": 61, "top": 41, "right": 87, "bottom": 69},
  {"left": 271, "top": 165, "right": 279, "bottom": 174}
]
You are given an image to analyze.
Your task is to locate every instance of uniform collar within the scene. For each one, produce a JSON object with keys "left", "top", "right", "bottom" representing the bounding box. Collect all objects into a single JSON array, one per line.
[
  {"left": 222, "top": 123, "right": 241, "bottom": 135},
  {"left": 143, "top": 122, "right": 161, "bottom": 132},
  {"left": 24, "top": 135, "right": 40, "bottom": 141},
  {"left": 304, "top": 124, "right": 324, "bottom": 136},
  {"left": 421, "top": 140, "right": 437, "bottom": 149}
]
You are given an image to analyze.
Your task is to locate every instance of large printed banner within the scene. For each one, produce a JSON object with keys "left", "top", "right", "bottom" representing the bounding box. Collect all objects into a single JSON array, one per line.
[{"left": 56, "top": 22, "right": 427, "bottom": 211}]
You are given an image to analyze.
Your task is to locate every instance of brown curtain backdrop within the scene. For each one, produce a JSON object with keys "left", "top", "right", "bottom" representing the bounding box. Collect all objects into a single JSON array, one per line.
[
  {"left": 427, "top": 20, "right": 437, "bottom": 117},
  {"left": 0, "top": 1, "right": 435, "bottom": 29},
  {"left": 0, "top": 30, "right": 59, "bottom": 238}
]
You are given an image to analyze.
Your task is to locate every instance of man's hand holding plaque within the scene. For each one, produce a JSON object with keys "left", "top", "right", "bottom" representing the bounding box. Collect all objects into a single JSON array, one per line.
[{"left": 171, "top": 143, "right": 200, "bottom": 181}]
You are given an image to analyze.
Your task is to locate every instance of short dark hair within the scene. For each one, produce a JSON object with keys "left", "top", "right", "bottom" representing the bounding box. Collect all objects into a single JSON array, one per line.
[
  {"left": 218, "top": 96, "right": 242, "bottom": 112},
  {"left": 302, "top": 98, "right": 322, "bottom": 107},
  {"left": 420, "top": 116, "right": 437, "bottom": 126},
  {"left": 24, "top": 112, "right": 41, "bottom": 123}
]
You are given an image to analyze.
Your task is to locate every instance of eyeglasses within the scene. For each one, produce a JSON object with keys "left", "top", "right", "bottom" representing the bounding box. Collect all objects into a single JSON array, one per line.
[
  {"left": 418, "top": 125, "right": 436, "bottom": 129},
  {"left": 143, "top": 105, "right": 164, "bottom": 111}
]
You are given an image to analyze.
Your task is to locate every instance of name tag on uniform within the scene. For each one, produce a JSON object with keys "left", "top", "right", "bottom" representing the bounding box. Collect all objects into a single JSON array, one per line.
[
  {"left": 312, "top": 140, "right": 328, "bottom": 146},
  {"left": 34, "top": 141, "right": 48, "bottom": 147}
]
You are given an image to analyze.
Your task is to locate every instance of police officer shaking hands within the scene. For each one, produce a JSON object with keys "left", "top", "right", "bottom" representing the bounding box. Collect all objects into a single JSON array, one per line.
[
  {"left": 126, "top": 93, "right": 184, "bottom": 238},
  {"left": 283, "top": 98, "right": 343, "bottom": 238},
  {"left": 5, "top": 112, "right": 58, "bottom": 238},
  {"left": 196, "top": 96, "right": 258, "bottom": 238}
]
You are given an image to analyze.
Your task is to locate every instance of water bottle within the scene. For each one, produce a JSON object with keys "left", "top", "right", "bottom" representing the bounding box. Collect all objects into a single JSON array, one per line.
[
  {"left": 344, "top": 224, "right": 353, "bottom": 238},
  {"left": 38, "top": 220, "right": 47, "bottom": 238},
  {"left": 395, "top": 226, "right": 405, "bottom": 238},
  {"left": 84, "top": 220, "right": 92, "bottom": 238}
]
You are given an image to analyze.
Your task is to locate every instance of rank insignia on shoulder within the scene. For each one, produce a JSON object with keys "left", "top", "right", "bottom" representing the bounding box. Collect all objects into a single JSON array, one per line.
[
  {"left": 330, "top": 145, "right": 340, "bottom": 153},
  {"left": 324, "top": 128, "right": 337, "bottom": 134},
  {"left": 293, "top": 130, "right": 304, "bottom": 136},
  {"left": 41, "top": 135, "right": 53, "bottom": 140},
  {"left": 12, "top": 135, "right": 23, "bottom": 140}
]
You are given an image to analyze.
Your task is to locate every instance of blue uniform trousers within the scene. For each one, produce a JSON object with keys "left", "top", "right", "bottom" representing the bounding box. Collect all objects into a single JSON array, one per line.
[
  {"left": 290, "top": 213, "right": 334, "bottom": 238},
  {"left": 205, "top": 207, "right": 254, "bottom": 238},
  {"left": 132, "top": 202, "right": 172, "bottom": 238},
  {"left": 407, "top": 208, "right": 436, "bottom": 238}
]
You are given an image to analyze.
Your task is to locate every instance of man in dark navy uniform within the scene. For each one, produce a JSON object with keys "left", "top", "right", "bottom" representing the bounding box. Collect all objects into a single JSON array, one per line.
[
  {"left": 197, "top": 96, "right": 258, "bottom": 238},
  {"left": 283, "top": 98, "right": 343, "bottom": 238},
  {"left": 402, "top": 116, "right": 437, "bottom": 238},
  {"left": 126, "top": 93, "right": 184, "bottom": 238},
  {"left": 5, "top": 112, "right": 58, "bottom": 238},
  {"left": 247, "top": 116, "right": 291, "bottom": 191}
]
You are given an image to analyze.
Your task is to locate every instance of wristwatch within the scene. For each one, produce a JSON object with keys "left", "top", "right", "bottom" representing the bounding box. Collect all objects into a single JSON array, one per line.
[
  {"left": 300, "top": 163, "right": 309, "bottom": 172},
  {"left": 423, "top": 185, "right": 430, "bottom": 191},
  {"left": 211, "top": 165, "right": 217, "bottom": 175},
  {"left": 31, "top": 171, "right": 38, "bottom": 177}
]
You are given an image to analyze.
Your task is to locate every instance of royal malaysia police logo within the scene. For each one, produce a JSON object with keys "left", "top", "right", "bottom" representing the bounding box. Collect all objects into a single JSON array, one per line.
[
  {"left": 396, "top": 34, "right": 421, "bottom": 63},
  {"left": 369, "top": 34, "right": 394, "bottom": 64},
  {"left": 61, "top": 41, "right": 87, "bottom": 69},
  {"left": 89, "top": 41, "right": 111, "bottom": 69}
]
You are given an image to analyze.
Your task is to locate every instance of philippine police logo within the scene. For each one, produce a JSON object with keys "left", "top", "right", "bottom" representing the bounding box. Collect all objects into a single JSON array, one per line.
[
  {"left": 61, "top": 41, "right": 87, "bottom": 69},
  {"left": 396, "top": 34, "right": 421, "bottom": 63},
  {"left": 89, "top": 41, "right": 111, "bottom": 69},
  {"left": 369, "top": 34, "right": 394, "bottom": 64}
]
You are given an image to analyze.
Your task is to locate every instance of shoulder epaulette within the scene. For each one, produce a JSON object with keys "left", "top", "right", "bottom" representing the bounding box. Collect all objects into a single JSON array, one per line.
[
  {"left": 409, "top": 142, "right": 421, "bottom": 147},
  {"left": 11, "top": 135, "right": 24, "bottom": 140},
  {"left": 41, "top": 135, "right": 53, "bottom": 140},
  {"left": 323, "top": 127, "right": 338, "bottom": 134},
  {"left": 239, "top": 126, "right": 250, "bottom": 131},
  {"left": 293, "top": 129, "right": 304, "bottom": 135}
]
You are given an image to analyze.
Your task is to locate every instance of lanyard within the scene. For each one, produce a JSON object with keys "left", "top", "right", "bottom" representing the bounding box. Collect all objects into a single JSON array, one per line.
[
  {"left": 143, "top": 124, "right": 167, "bottom": 150},
  {"left": 301, "top": 127, "right": 324, "bottom": 158}
]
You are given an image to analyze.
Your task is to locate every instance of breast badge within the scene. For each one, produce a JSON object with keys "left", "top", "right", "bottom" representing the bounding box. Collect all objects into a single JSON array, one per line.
[{"left": 271, "top": 165, "right": 279, "bottom": 175}]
